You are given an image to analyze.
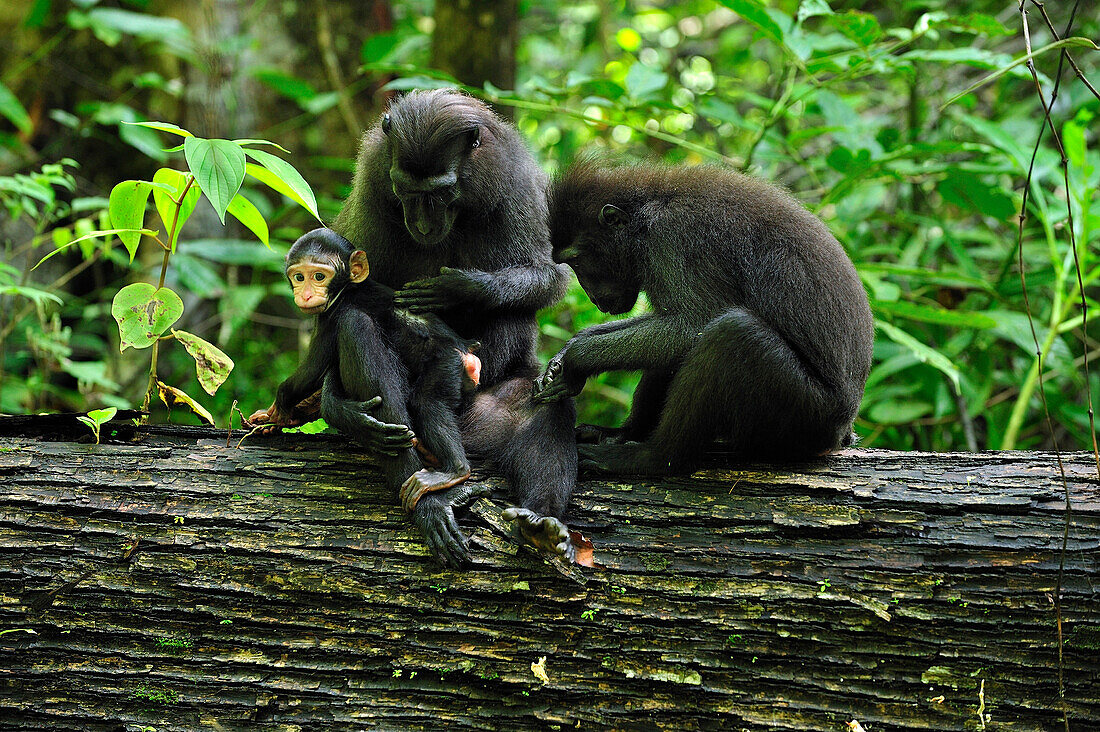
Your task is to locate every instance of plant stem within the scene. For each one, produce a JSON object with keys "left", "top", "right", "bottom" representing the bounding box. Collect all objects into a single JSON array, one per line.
[{"left": 141, "top": 177, "right": 194, "bottom": 419}]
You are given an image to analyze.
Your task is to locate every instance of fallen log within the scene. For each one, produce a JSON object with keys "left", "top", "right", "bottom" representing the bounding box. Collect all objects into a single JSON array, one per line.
[{"left": 0, "top": 422, "right": 1098, "bottom": 731}]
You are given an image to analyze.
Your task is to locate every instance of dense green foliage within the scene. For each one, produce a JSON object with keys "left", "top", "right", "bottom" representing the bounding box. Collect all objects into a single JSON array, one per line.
[{"left": 0, "top": 0, "right": 1097, "bottom": 452}]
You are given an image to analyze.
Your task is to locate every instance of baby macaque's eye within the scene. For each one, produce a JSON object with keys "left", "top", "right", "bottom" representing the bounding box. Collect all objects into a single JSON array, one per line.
[
  {"left": 294, "top": 273, "right": 305, "bottom": 282},
  {"left": 313, "top": 272, "right": 326, "bottom": 282}
]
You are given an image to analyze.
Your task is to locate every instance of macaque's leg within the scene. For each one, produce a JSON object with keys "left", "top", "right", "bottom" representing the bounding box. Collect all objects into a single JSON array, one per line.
[
  {"left": 579, "top": 308, "right": 842, "bottom": 475},
  {"left": 465, "top": 377, "right": 578, "bottom": 561},
  {"left": 399, "top": 348, "right": 472, "bottom": 512}
]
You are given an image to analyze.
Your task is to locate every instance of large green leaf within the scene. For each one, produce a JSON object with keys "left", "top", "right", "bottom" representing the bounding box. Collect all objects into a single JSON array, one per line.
[
  {"left": 874, "top": 300, "right": 998, "bottom": 329},
  {"left": 830, "top": 10, "right": 880, "bottom": 47},
  {"left": 714, "top": 0, "right": 783, "bottom": 44},
  {"left": 108, "top": 180, "right": 153, "bottom": 260},
  {"left": 111, "top": 283, "right": 184, "bottom": 352},
  {"left": 244, "top": 149, "right": 321, "bottom": 222},
  {"left": 184, "top": 137, "right": 246, "bottom": 224},
  {"left": 172, "top": 329, "right": 234, "bottom": 396},
  {"left": 936, "top": 170, "right": 1016, "bottom": 221},
  {"left": 226, "top": 193, "right": 270, "bottom": 246},
  {"left": 624, "top": 62, "right": 668, "bottom": 101},
  {"left": 34, "top": 228, "right": 157, "bottom": 270},
  {"left": 0, "top": 81, "right": 32, "bottom": 134},
  {"left": 152, "top": 168, "right": 201, "bottom": 249},
  {"left": 876, "top": 321, "right": 960, "bottom": 393}
]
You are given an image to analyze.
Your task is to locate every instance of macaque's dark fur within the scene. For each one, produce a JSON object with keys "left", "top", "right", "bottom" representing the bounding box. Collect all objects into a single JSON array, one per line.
[
  {"left": 546, "top": 161, "right": 873, "bottom": 471},
  {"left": 271, "top": 229, "right": 475, "bottom": 493},
  {"left": 332, "top": 90, "right": 577, "bottom": 563}
]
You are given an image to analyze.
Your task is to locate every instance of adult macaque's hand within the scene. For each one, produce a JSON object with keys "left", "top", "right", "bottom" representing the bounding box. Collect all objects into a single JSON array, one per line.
[{"left": 395, "top": 267, "right": 488, "bottom": 313}]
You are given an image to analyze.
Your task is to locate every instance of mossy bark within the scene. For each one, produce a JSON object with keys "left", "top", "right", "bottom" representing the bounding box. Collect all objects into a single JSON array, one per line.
[{"left": 1, "top": 425, "right": 1098, "bottom": 731}]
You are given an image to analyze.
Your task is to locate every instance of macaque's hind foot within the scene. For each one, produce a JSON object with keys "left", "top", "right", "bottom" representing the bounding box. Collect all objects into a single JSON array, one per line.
[
  {"left": 400, "top": 468, "right": 471, "bottom": 512},
  {"left": 577, "top": 442, "right": 673, "bottom": 476},
  {"left": 502, "top": 507, "right": 576, "bottom": 563}
]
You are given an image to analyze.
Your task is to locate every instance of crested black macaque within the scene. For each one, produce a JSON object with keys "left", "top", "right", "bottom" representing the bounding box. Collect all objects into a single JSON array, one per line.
[
  {"left": 330, "top": 90, "right": 577, "bottom": 566},
  {"left": 533, "top": 161, "right": 874, "bottom": 474},
  {"left": 249, "top": 228, "right": 484, "bottom": 513}
]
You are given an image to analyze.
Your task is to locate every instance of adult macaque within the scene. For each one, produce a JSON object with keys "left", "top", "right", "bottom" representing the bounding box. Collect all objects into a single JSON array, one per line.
[
  {"left": 331, "top": 90, "right": 577, "bottom": 566},
  {"left": 534, "top": 161, "right": 874, "bottom": 474},
  {"left": 249, "top": 228, "right": 481, "bottom": 511}
]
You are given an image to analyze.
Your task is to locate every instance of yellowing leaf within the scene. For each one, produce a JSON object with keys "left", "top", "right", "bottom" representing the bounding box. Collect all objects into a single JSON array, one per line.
[
  {"left": 172, "top": 328, "right": 234, "bottom": 395},
  {"left": 156, "top": 380, "right": 215, "bottom": 425},
  {"left": 531, "top": 656, "right": 549, "bottom": 685}
]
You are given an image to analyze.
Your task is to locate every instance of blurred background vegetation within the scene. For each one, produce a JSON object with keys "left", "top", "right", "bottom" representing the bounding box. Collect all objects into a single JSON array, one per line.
[{"left": 0, "top": 0, "right": 1097, "bottom": 452}]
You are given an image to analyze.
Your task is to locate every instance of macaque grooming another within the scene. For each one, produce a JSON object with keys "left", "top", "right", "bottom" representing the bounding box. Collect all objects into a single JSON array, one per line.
[{"left": 535, "top": 161, "right": 874, "bottom": 474}]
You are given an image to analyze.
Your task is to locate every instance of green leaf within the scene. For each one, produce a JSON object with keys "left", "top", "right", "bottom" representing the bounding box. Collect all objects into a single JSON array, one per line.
[
  {"left": 232, "top": 139, "right": 290, "bottom": 154},
  {"left": 244, "top": 150, "right": 321, "bottom": 222},
  {"left": 225, "top": 193, "right": 270, "bottom": 246},
  {"left": 283, "top": 419, "right": 329, "bottom": 435},
  {"left": 361, "top": 31, "right": 407, "bottom": 63},
  {"left": 797, "top": 0, "right": 833, "bottom": 23},
  {"left": 87, "top": 406, "right": 119, "bottom": 426},
  {"left": 936, "top": 171, "right": 1016, "bottom": 221},
  {"left": 252, "top": 68, "right": 317, "bottom": 101},
  {"left": 830, "top": 10, "right": 880, "bottom": 47},
  {"left": 624, "top": 62, "right": 669, "bottom": 101},
  {"left": 174, "top": 254, "right": 226, "bottom": 298},
  {"left": 876, "top": 320, "right": 961, "bottom": 393},
  {"left": 111, "top": 283, "right": 184, "bottom": 352},
  {"left": 156, "top": 380, "right": 214, "bottom": 425},
  {"left": 867, "top": 399, "right": 933, "bottom": 425},
  {"left": 124, "top": 120, "right": 193, "bottom": 137},
  {"left": 86, "top": 8, "right": 190, "bottom": 43},
  {"left": 874, "top": 300, "right": 997, "bottom": 329},
  {"left": 172, "top": 329, "right": 234, "bottom": 396},
  {"left": 108, "top": 180, "right": 153, "bottom": 260},
  {"left": 33, "top": 228, "right": 157, "bottom": 270},
  {"left": 714, "top": 0, "right": 784, "bottom": 44},
  {"left": 941, "top": 37, "right": 1099, "bottom": 110},
  {"left": 933, "top": 13, "right": 1011, "bottom": 37},
  {"left": 184, "top": 137, "right": 246, "bottom": 224},
  {"left": 0, "top": 283, "right": 63, "bottom": 307},
  {"left": 178, "top": 239, "right": 283, "bottom": 268},
  {"left": 0, "top": 81, "right": 32, "bottom": 134},
  {"left": 152, "top": 168, "right": 201, "bottom": 249}
]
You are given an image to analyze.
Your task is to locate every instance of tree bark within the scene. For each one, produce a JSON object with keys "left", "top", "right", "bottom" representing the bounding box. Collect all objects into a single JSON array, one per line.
[
  {"left": 431, "top": 0, "right": 517, "bottom": 92},
  {"left": 1, "top": 424, "right": 1098, "bottom": 731}
]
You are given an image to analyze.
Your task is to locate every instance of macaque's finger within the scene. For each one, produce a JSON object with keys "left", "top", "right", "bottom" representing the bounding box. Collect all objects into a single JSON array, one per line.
[
  {"left": 532, "top": 381, "right": 570, "bottom": 403},
  {"left": 429, "top": 515, "right": 469, "bottom": 568},
  {"left": 359, "top": 396, "right": 383, "bottom": 412}
]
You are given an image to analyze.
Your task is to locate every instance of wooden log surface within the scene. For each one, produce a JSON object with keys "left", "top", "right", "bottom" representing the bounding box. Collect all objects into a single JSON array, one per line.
[{"left": 1, "top": 422, "right": 1098, "bottom": 731}]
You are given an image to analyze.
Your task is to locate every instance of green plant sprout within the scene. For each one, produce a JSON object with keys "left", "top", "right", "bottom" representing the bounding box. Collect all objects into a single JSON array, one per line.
[
  {"left": 35, "top": 121, "right": 321, "bottom": 423},
  {"left": 76, "top": 406, "right": 117, "bottom": 444}
]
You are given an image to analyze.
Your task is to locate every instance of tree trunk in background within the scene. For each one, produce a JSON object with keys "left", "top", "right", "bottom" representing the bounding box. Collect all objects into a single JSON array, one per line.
[
  {"left": 431, "top": 0, "right": 517, "bottom": 93},
  {"left": 1, "top": 424, "right": 1098, "bottom": 731}
]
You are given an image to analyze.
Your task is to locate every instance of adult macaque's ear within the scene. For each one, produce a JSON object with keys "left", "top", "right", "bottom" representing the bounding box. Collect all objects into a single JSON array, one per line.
[
  {"left": 349, "top": 250, "right": 370, "bottom": 282},
  {"left": 598, "top": 204, "right": 629, "bottom": 228}
]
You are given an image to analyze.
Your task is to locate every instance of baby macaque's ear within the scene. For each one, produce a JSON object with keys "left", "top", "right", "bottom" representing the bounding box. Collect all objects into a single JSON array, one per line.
[{"left": 349, "top": 250, "right": 370, "bottom": 283}]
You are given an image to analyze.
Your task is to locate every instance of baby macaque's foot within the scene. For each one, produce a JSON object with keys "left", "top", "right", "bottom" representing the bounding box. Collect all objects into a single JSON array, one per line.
[
  {"left": 502, "top": 507, "right": 576, "bottom": 563},
  {"left": 400, "top": 468, "right": 471, "bottom": 512}
]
